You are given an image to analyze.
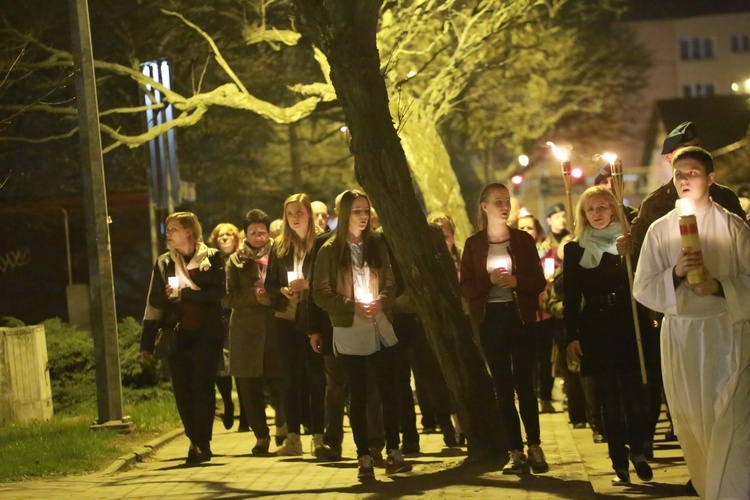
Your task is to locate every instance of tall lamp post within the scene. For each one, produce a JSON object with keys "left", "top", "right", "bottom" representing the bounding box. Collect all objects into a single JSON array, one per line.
[{"left": 69, "top": 0, "right": 131, "bottom": 431}]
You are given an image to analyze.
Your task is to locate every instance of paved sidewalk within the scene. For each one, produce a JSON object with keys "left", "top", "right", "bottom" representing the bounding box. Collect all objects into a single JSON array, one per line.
[{"left": 0, "top": 397, "right": 694, "bottom": 499}]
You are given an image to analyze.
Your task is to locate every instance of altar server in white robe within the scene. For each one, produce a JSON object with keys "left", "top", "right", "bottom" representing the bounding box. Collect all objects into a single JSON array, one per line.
[{"left": 633, "top": 146, "right": 750, "bottom": 500}]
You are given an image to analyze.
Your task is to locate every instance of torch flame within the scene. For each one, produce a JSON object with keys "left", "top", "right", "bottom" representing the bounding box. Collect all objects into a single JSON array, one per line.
[
  {"left": 546, "top": 141, "right": 569, "bottom": 162},
  {"left": 603, "top": 153, "right": 618, "bottom": 165}
]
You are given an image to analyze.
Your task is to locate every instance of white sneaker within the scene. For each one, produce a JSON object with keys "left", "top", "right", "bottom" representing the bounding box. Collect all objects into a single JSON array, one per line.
[
  {"left": 277, "top": 432, "right": 303, "bottom": 456},
  {"left": 385, "top": 449, "right": 413, "bottom": 475},
  {"left": 358, "top": 454, "right": 375, "bottom": 481}
]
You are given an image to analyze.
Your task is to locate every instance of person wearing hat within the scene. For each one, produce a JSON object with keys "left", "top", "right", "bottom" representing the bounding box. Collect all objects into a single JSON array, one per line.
[
  {"left": 621, "top": 122, "right": 747, "bottom": 489},
  {"left": 594, "top": 164, "right": 638, "bottom": 224}
]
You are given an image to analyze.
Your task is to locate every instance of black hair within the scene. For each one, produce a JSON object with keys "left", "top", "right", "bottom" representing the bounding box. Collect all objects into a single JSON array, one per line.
[{"left": 243, "top": 209, "right": 271, "bottom": 233}]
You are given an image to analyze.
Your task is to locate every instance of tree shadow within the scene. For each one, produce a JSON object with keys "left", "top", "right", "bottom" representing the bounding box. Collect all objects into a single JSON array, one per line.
[{"left": 104, "top": 459, "right": 597, "bottom": 499}]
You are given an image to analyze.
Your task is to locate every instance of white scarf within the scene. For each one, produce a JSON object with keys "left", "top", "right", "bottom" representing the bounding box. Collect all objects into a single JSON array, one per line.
[
  {"left": 578, "top": 223, "right": 622, "bottom": 269},
  {"left": 170, "top": 242, "right": 211, "bottom": 290}
]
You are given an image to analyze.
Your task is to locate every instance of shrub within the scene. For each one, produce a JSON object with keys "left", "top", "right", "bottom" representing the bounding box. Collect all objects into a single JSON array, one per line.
[
  {"left": 117, "top": 317, "right": 160, "bottom": 388},
  {"left": 43, "top": 318, "right": 97, "bottom": 412}
]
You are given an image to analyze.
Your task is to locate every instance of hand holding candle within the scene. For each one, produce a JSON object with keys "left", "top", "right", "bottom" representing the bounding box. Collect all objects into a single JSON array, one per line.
[
  {"left": 167, "top": 276, "right": 180, "bottom": 298},
  {"left": 676, "top": 199, "right": 705, "bottom": 285}
]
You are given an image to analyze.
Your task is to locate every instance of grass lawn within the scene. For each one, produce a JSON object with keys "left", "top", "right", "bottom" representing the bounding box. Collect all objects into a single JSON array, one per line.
[{"left": 0, "top": 387, "right": 181, "bottom": 483}]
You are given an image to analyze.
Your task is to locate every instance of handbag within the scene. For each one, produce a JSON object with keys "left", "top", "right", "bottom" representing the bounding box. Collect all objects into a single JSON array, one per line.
[{"left": 154, "top": 322, "right": 180, "bottom": 360}]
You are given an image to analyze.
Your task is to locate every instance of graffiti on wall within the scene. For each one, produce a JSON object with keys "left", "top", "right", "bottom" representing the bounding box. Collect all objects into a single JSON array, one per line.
[{"left": 0, "top": 248, "right": 32, "bottom": 273}]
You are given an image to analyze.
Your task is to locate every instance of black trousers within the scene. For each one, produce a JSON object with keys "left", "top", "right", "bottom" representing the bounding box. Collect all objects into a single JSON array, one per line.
[
  {"left": 533, "top": 318, "right": 556, "bottom": 401},
  {"left": 340, "top": 346, "right": 400, "bottom": 457},
  {"left": 480, "top": 302, "right": 541, "bottom": 450},
  {"left": 236, "top": 376, "right": 284, "bottom": 440},
  {"left": 594, "top": 369, "right": 647, "bottom": 471},
  {"left": 323, "top": 354, "right": 385, "bottom": 450},
  {"left": 169, "top": 327, "right": 223, "bottom": 448},
  {"left": 275, "top": 318, "right": 326, "bottom": 436}
]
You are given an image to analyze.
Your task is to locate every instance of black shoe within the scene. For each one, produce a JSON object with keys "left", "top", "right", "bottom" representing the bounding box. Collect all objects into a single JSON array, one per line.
[
  {"left": 422, "top": 426, "right": 437, "bottom": 434},
  {"left": 592, "top": 431, "right": 605, "bottom": 443},
  {"left": 457, "top": 433, "right": 466, "bottom": 446},
  {"left": 664, "top": 427, "right": 678, "bottom": 442},
  {"left": 443, "top": 433, "right": 458, "bottom": 447},
  {"left": 401, "top": 442, "right": 420, "bottom": 455},
  {"left": 186, "top": 444, "right": 212, "bottom": 464},
  {"left": 630, "top": 453, "right": 653, "bottom": 481},
  {"left": 252, "top": 436, "right": 270, "bottom": 456},
  {"left": 643, "top": 440, "right": 654, "bottom": 460},
  {"left": 572, "top": 422, "right": 587, "bottom": 429},
  {"left": 222, "top": 402, "right": 235, "bottom": 430},
  {"left": 237, "top": 425, "right": 250, "bottom": 433}
]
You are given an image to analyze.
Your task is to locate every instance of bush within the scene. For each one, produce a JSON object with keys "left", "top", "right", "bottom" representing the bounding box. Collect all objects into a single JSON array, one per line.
[{"left": 30, "top": 317, "right": 161, "bottom": 412}]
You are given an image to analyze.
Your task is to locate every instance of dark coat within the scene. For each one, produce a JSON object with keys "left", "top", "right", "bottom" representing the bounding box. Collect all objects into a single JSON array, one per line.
[
  {"left": 460, "top": 228, "right": 545, "bottom": 328},
  {"left": 562, "top": 241, "right": 638, "bottom": 376},
  {"left": 139, "top": 248, "right": 226, "bottom": 352},
  {"left": 308, "top": 231, "right": 335, "bottom": 354},
  {"left": 224, "top": 244, "right": 281, "bottom": 378},
  {"left": 265, "top": 242, "right": 315, "bottom": 333}
]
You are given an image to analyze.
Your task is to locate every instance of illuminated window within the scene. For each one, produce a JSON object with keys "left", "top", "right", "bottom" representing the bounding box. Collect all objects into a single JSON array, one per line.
[
  {"left": 679, "top": 37, "right": 715, "bottom": 60},
  {"left": 731, "top": 34, "right": 750, "bottom": 53}
]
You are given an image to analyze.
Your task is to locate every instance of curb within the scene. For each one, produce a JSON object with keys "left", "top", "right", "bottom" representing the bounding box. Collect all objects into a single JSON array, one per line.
[{"left": 102, "top": 428, "right": 185, "bottom": 474}]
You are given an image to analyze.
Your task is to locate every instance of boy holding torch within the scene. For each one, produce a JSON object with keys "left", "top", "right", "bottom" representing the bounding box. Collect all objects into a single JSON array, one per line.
[{"left": 633, "top": 147, "right": 750, "bottom": 500}]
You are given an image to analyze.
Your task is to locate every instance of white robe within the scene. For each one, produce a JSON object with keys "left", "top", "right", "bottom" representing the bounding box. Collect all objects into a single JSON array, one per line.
[{"left": 634, "top": 202, "right": 750, "bottom": 500}]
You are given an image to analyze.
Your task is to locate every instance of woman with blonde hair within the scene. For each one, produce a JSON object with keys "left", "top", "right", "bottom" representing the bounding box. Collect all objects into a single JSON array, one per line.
[
  {"left": 563, "top": 186, "right": 651, "bottom": 485},
  {"left": 140, "top": 212, "right": 226, "bottom": 464},
  {"left": 266, "top": 194, "right": 327, "bottom": 457},
  {"left": 460, "top": 183, "right": 548, "bottom": 475}
]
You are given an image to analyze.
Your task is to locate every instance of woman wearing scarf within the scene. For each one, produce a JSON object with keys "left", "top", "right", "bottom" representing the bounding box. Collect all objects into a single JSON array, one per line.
[
  {"left": 563, "top": 186, "right": 652, "bottom": 486},
  {"left": 224, "top": 210, "right": 286, "bottom": 455},
  {"left": 460, "top": 183, "right": 548, "bottom": 475},
  {"left": 140, "top": 212, "right": 226, "bottom": 464},
  {"left": 265, "top": 194, "right": 327, "bottom": 457}
]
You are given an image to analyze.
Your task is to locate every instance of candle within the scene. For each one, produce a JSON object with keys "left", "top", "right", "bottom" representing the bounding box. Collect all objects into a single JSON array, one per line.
[
  {"left": 543, "top": 258, "right": 555, "bottom": 279},
  {"left": 487, "top": 256, "right": 510, "bottom": 274},
  {"left": 167, "top": 276, "right": 180, "bottom": 298},
  {"left": 355, "top": 286, "right": 374, "bottom": 303},
  {"left": 676, "top": 199, "right": 705, "bottom": 285},
  {"left": 286, "top": 271, "right": 298, "bottom": 283}
]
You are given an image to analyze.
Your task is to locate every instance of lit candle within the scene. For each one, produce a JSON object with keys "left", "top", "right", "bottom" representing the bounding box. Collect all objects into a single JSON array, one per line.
[
  {"left": 676, "top": 198, "right": 705, "bottom": 285},
  {"left": 286, "top": 271, "right": 298, "bottom": 283},
  {"left": 168, "top": 276, "right": 180, "bottom": 298},
  {"left": 355, "top": 286, "right": 374, "bottom": 303},
  {"left": 543, "top": 258, "right": 555, "bottom": 279},
  {"left": 488, "top": 256, "right": 510, "bottom": 274}
]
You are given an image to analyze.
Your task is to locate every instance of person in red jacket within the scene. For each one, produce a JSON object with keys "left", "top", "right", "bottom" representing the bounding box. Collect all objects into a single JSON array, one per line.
[{"left": 460, "top": 183, "right": 548, "bottom": 475}]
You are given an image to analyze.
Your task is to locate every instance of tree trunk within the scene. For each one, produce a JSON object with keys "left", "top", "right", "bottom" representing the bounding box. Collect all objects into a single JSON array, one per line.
[
  {"left": 294, "top": 0, "right": 508, "bottom": 463},
  {"left": 396, "top": 101, "right": 474, "bottom": 243}
]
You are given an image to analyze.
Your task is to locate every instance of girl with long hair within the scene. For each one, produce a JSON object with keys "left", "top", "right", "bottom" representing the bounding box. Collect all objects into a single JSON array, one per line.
[
  {"left": 312, "top": 190, "right": 411, "bottom": 481},
  {"left": 265, "top": 194, "right": 327, "bottom": 457},
  {"left": 460, "top": 183, "right": 548, "bottom": 475}
]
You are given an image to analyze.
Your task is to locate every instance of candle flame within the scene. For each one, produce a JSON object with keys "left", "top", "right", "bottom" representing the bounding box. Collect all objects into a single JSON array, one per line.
[
  {"left": 546, "top": 141, "right": 569, "bottom": 162},
  {"left": 676, "top": 198, "right": 696, "bottom": 216}
]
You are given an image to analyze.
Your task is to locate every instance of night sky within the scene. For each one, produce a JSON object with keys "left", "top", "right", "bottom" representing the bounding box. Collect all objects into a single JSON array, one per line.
[{"left": 624, "top": 0, "right": 750, "bottom": 21}]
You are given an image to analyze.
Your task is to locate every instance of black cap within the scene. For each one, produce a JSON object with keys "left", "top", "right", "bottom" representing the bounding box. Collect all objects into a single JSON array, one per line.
[
  {"left": 594, "top": 163, "right": 612, "bottom": 186},
  {"left": 546, "top": 202, "right": 566, "bottom": 218},
  {"left": 661, "top": 121, "right": 698, "bottom": 154}
]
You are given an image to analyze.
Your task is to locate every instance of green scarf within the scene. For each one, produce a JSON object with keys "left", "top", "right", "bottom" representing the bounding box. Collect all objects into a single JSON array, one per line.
[{"left": 578, "top": 223, "right": 622, "bottom": 269}]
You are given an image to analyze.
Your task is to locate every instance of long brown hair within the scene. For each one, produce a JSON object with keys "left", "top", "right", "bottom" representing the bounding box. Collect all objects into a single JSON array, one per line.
[
  {"left": 276, "top": 193, "right": 316, "bottom": 258},
  {"left": 573, "top": 186, "right": 620, "bottom": 240},
  {"left": 476, "top": 183, "right": 509, "bottom": 231},
  {"left": 334, "top": 190, "right": 382, "bottom": 270}
]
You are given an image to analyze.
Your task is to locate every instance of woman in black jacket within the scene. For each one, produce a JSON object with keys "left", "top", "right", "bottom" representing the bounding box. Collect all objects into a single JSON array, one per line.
[
  {"left": 140, "top": 212, "right": 225, "bottom": 464},
  {"left": 265, "top": 193, "right": 327, "bottom": 457},
  {"left": 563, "top": 186, "right": 652, "bottom": 486}
]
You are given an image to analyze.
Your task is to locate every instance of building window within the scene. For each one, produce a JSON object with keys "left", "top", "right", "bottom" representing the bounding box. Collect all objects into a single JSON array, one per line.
[
  {"left": 680, "top": 37, "right": 715, "bottom": 60},
  {"left": 683, "top": 82, "right": 716, "bottom": 98},
  {"left": 731, "top": 34, "right": 750, "bottom": 52}
]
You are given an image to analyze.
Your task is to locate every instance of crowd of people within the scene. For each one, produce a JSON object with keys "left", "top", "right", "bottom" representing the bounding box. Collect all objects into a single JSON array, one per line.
[{"left": 139, "top": 122, "right": 750, "bottom": 498}]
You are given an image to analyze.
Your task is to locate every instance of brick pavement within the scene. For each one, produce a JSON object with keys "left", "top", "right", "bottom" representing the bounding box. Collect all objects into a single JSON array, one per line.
[{"left": 0, "top": 398, "right": 694, "bottom": 499}]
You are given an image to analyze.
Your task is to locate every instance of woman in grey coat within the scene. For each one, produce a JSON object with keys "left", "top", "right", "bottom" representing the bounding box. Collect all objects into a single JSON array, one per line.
[{"left": 224, "top": 209, "right": 285, "bottom": 455}]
